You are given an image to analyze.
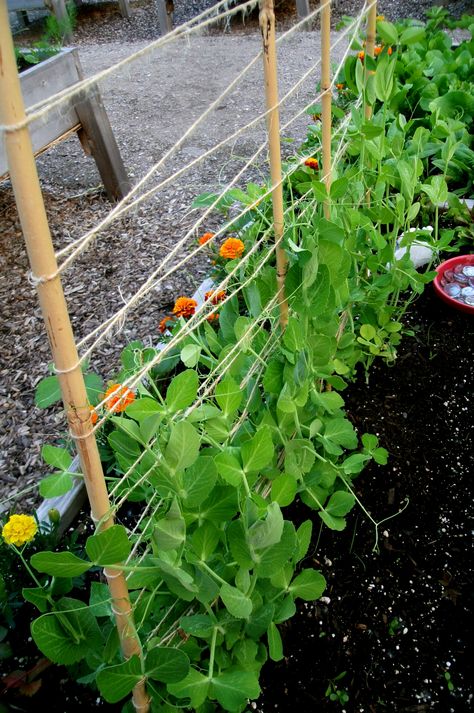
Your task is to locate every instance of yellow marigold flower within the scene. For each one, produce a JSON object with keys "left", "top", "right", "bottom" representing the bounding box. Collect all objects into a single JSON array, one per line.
[
  {"left": 219, "top": 238, "right": 245, "bottom": 260},
  {"left": 336, "top": 82, "right": 345, "bottom": 90},
  {"left": 198, "top": 232, "right": 215, "bottom": 246},
  {"left": 207, "top": 313, "right": 219, "bottom": 323},
  {"left": 159, "top": 316, "right": 175, "bottom": 333},
  {"left": 204, "top": 289, "right": 226, "bottom": 305},
  {"left": 358, "top": 50, "right": 365, "bottom": 61},
  {"left": 304, "top": 157, "right": 319, "bottom": 170},
  {"left": 376, "top": 14, "right": 384, "bottom": 21},
  {"left": 89, "top": 406, "right": 99, "bottom": 425},
  {"left": 2, "top": 514, "right": 37, "bottom": 547},
  {"left": 104, "top": 383, "right": 135, "bottom": 413},
  {"left": 172, "top": 297, "right": 198, "bottom": 318}
]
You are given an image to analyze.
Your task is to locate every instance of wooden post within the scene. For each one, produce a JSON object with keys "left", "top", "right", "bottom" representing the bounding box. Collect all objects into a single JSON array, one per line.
[
  {"left": 364, "top": 0, "right": 377, "bottom": 120},
  {"left": 295, "top": 0, "right": 310, "bottom": 20},
  {"left": 320, "top": 0, "right": 331, "bottom": 217},
  {"left": 0, "top": 6, "right": 148, "bottom": 711},
  {"left": 259, "top": 0, "right": 288, "bottom": 330},
  {"left": 157, "top": 0, "right": 173, "bottom": 35}
]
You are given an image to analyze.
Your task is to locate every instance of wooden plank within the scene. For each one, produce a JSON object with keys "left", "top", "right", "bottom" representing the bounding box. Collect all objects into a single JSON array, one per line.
[
  {"left": 295, "top": 0, "right": 310, "bottom": 18},
  {"left": 0, "top": 49, "right": 81, "bottom": 177},
  {"left": 156, "top": 0, "right": 173, "bottom": 35}
]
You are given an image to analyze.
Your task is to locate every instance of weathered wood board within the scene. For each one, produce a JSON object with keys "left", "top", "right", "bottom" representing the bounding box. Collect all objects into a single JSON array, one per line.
[{"left": 0, "top": 48, "right": 130, "bottom": 200}]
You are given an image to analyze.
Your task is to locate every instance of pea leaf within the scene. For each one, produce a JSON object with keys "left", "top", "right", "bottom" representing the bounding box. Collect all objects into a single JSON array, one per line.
[
  {"left": 96, "top": 655, "right": 142, "bottom": 703},
  {"left": 146, "top": 646, "right": 190, "bottom": 683},
  {"left": 164, "top": 421, "right": 200, "bottom": 472},
  {"left": 210, "top": 670, "right": 260, "bottom": 711},
  {"left": 39, "top": 472, "right": 74, "bottom": 498},
  {"left": 215, "top": 376, "right": 242, "bottom": 416},
  {"left": 165, "top": 370, "right": 199, "bottom": 411},
  {"left": 167, "top": 668, "right": 210, "bottom": 708},
  {"left": 241, "top": 426, "right": 273, "bottom": 473},
  {"left": 267, "top": 622, "right": 284, "bottom": 661},
  {"left": 220, "top": 583, "right": 253, "bottom": 619},
  {"left": 85, "top": 525, "right": 131, "bottom": 565},
  {"left": 289, "top": 569, "right": 326, "bottom": 601},
  {"left": 30, "top": 551, "right": 91, "bottom": 578},
  {"left": 41, "top": 445, "right": 72, "bottom": 470}
]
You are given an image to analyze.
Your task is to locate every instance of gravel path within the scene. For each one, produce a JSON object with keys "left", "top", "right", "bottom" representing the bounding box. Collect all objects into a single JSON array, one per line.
[{"left": 1, "top": 0, "right": 472, "bottom": 512}]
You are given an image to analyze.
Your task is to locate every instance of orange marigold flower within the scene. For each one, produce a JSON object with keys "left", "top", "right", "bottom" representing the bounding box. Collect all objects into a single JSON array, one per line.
[
  {"left": 172, "top": 297, "right": 198, "bottom": 318},
  {"left": 89, "top": 406, "right": 99, "bottom": 425},
  {"left": 198, "top": 232, "right": 215, "bottom": 246},
  {"left": 387, "top": 46, "right": 393, "bottom": 55},
  {"left": 358, "top": 50, "right": 365, "bottom": 61},
  {"left": 159, "top": 316, "right": 175, "bottom": 333},
  {"left": 104, "top": 383, "right": 135, "bottom": 413},
  {"left": 304, "top": 157, "right": 319, "bottom": 170},
  {"left": 336, "top": 82, "right": 345, "bottom": 90},
  {"left": 204, "top": 289, "right": 226, "bottom": 305},
  {"left": 374, "top": 45, "right": 383, "bottom": 56},
  {"left": 207, "top": 313, "right": 219, "bottom": 323},
  {"left": 219, "top": 238, "right": 245, "bottom": 260}
]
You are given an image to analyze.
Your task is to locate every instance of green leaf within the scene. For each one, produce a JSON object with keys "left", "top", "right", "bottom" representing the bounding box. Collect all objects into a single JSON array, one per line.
[
  {"left": 283, "top": 317, "right": 304, "bottom": 353},
  {"left": 39, "top": 471, "right": 74, "bottom": 498},
  {"left": 96, "top": 655, "right": 142, "bottom": 703},
  {"left": 31, "top": 551, "right": 91, "bottom": 578},
  {"left": 179, "top": 614, "right": 214, "bottom": 639},
  {"left": 376, "top": 20, "right": 398, "bottom": 45},
  {"left": 325, "top": 491, "right": 355, "bottom": 517},
  {"left": 31, "top": 597, "right": 102, "bottom": 665},
  {"left": 180, "top": 344, "right": 201, "bottom": 368},
  {"left": 215, "top": 451, "right": 244, "bottom": 487},
  {"left": 271, "top": 473, "right": 298, "bottom": 507},
  {"left": 420, "top": 175, "right": 448, "bottom": 205},
  {"left": 241, "top": 426, "right": 273, "bottom": 473},
  {"left": 146, "top": 646, "right": 190, "bottom": 683},
  {"left": 289, "top": 569, "right": 326, "bottom": 601},
  {"left": 248, "top": 502, "right": 284, "bottom": 551},
  {"left": 35, "top": 375, "right": 61, "bottom": 408},
  {"left": 295, "top": 520, "right": 313, "bottom": 562},
  {"left": 400, "top": 26, "right": 425, "bottom": 45},
  {"left": 41, "top": 445, "right": 72, "bottom": 470},
  {"left": 153, "top": 500, "right": 186, "bottom": 552},
  {"left": 263, "top": 359, "right": 284, "bottom": 394},
  {"left": 220, "top": 583, "right": 253, "bottom": 619},
  {"left": 108, "top": 431, "right": 141, "bottom": 461},
  {"left": 322, "top": 418, "right": 358, "bottom": 449},
  {"left": 257, "top": 521, "right": 296, "bottom": 578},
  {"left": 85, "top": 525, "right": 131, "bottom": 566},
  {"left": 165, "top": 370, "right": 199, "bottom": 411},
  {"left": 22, "top": 586, "right": 50, "bottom": 613},
  {"left": 319, "top": 510, "right": 347, "bottom": 531},
  {"left": 125, "top": 397, "right": 164, "bottom": 422},
  {"left": 165, "top": 420, "right": 200, "bottom": 472},
  {"left": 210, "top": 670, "right": 260, "bottom": 711},
  {"left": 267, "top": 622, "right": 284, "bottom": 661},
  {"left": 191, "top": 522, "right": 220, "bottom": 561},
  {"left": 215, "top": 377, "right": 242, "bottom": 416},
  {"left": 182, "top": 456, "right": 217, "bottom": 507},
  {"left": 84, "top": 373, "right": 103, "bottom": 403},
  {"left": 167, "top": 668, "right": 210, "bottom": 708}
]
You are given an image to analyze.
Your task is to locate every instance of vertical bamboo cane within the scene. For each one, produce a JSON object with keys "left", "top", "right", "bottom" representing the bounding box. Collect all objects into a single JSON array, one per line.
[
  {"left": 0, "top": 7, "right": 149, "bottom": 711},
  {"left": 364, "top": 0, "right": 377, "bottom": 120},
  {"left": 321, "top": 0, "right": 332, "bottom": 217},
  {"left": 259, "top": 0, "right": 289, "bottom": 330}
]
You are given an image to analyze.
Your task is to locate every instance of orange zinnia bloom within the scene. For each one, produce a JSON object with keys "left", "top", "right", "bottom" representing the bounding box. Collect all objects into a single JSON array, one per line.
[
  {"left": 172, "top": 296, "right": 198, "bottom": 318},
  {"left": 374, "top": 45, "right": 383, "bottom": 56},
  {"left": 336, "top": 82, "right": 345, "bottom": 90},
  {"left": 204, "top": 289, "right": 226, "bottom": 305},
  {"left": 104, "top": 384, "right": 135, "bottom": 413},
  {"left": 89, "top": 406, "right": 99, "bottom": 425},
  {"left": 219, "top": 238, "right": 245, "bottom": 260},
  {"left": 207, "top": 313, "right": 219, "bottom": 323},
  {"left": 159, "top": 316, "right": 175, "bottom": 333},
  {"left": 358, "top": 50, "right": 365, "bottom": 61},
  {"left": 198, "top": 232, "right": 215, "bottom": 246},
  {"left": 304, "top": 157, "right": 319, "bottom": 170}
]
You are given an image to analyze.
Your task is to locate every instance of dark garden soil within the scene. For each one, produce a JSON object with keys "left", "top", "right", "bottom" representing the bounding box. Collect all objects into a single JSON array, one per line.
[{"left": 1, "top": 281, "right": 473, "bottom": 712}]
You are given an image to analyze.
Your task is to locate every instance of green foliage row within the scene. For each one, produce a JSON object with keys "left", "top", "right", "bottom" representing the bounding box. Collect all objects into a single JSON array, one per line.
[{"left": 3, "top": 9, "right": 473, "bottom": 712}]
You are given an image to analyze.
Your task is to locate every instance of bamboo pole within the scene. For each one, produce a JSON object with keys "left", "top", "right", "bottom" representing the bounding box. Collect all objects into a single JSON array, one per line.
[
  {"left": 320, "top": 0, "right": 332, "bottom": 217},
  {"left": 259, "top": 0, "right": 289, "bottom": 330},
  {"left": 364, "top": 0, "right": 377, "bottom": 120},
  {"left": 0, "top": 6, "right": 149, "bottom": 711}
]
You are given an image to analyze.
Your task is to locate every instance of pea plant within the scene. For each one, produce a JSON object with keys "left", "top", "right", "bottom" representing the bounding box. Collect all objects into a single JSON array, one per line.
[{"left": 15, "top": 11, "right": 473, "bottom": 712}]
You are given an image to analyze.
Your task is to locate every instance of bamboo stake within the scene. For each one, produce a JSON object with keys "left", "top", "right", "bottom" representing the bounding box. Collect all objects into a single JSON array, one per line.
[
  {"left": 320, "top": 0, "right": 332, "bottom": 217},
  {"left": 259, "top": 0, "right": 289, "bottom": 330},
  {"left": 0, "top": 6, "right": 149, "bottom": 711},
  {"left": 364, "top": 0, "right": 377, "bottom": 120}
]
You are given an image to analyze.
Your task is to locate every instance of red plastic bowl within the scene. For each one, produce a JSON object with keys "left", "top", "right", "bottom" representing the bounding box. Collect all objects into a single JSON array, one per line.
[{"left": 433, "top": 254, "right": 474, "bottom": 315}]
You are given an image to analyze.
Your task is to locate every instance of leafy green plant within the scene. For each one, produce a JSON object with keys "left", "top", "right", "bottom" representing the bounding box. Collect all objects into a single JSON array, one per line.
[
  {"left": 14, "top": 1, "right": 77, "bottom": 71},
  {"left": 325, "top": 671, "right": 350, "bottom": 706}
]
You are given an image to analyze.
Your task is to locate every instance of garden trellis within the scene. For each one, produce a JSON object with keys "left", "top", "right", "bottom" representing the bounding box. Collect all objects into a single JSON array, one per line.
[{"left": 0, "top": 0, "right": 409, "bottom": 709}]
